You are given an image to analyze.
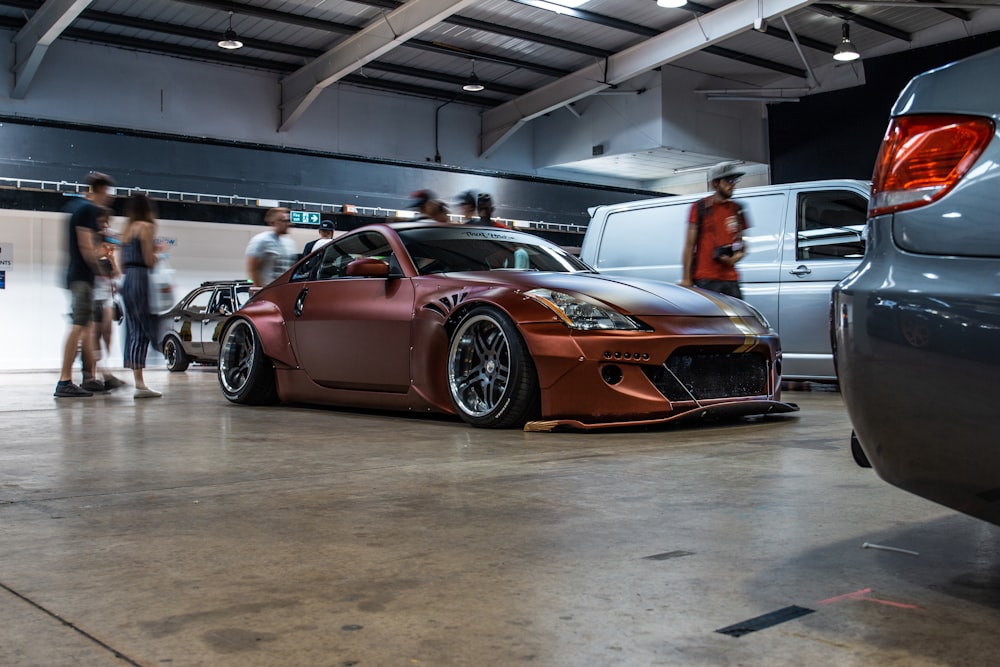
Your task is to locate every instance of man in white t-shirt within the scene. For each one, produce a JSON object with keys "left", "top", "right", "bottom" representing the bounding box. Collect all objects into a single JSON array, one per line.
[{"left": 246, "top": 207, "right": 297, "bottom": 287}]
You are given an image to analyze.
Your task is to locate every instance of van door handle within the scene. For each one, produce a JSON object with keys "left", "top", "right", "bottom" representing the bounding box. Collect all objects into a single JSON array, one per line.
[{"left": 789, "top": 265, "right": 812, "bottom": 276}]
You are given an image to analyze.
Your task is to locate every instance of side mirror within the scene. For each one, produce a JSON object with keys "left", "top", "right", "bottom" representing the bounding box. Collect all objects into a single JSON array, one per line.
[{"left": 345, "top": 257, "right": 390, "bottom": 278}]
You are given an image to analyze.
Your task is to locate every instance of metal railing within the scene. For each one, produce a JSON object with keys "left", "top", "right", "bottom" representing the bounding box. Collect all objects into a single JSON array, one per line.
[{"left": 0, "top": 177, "right": 588, "bottom": 235}]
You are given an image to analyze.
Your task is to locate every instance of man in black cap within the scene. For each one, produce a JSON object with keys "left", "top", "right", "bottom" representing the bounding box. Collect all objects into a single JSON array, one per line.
[{"left": 302, "top": 219, "right": 335, "bottom": 257}]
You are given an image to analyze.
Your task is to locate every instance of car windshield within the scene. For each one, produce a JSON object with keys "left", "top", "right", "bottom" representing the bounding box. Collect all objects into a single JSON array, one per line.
[{"left": 397, "top": 226, "right": 592, "bottom": 275}]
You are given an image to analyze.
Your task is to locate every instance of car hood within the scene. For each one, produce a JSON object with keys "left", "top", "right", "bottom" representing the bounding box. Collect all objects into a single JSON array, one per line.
[{"left": 439, "top": 271, "right": 752, "bottom": 318}]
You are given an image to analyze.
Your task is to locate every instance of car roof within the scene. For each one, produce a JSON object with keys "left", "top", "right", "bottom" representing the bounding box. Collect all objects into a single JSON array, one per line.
[
  {"left": 199, "top": 280, "right": 253, "bottom": 287},
  {"left": 348, "top": 221, "right": 545, "bottom": 238}
]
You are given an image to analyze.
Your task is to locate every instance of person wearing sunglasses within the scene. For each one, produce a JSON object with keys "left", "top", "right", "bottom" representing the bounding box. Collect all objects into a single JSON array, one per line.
[{"left": 679, "top": 161, "right": 750, "bottom": 299}]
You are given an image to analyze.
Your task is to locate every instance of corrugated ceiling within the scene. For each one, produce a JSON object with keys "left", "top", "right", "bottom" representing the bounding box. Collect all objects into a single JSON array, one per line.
[{"left": 1, "top": 0, "right": 998, "bottom": 181}]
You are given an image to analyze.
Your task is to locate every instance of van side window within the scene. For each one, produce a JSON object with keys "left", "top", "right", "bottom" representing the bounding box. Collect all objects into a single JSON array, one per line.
[{"left": 796, "top": 191, "right": 867, "bottom": 261}]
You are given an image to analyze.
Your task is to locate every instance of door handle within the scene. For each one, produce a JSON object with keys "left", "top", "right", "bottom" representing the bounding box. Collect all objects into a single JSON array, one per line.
[
  {"left": 789, "top": 265, "right": 812, "bottom": 276},
  {"left": 202, "top": 318, "right": 211, "bottom": 325},
  {"left": 294, "top": 287, "right": 309, "bottom": 317}
]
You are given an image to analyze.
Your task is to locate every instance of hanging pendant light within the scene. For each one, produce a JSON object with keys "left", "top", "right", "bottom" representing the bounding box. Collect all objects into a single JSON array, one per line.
[
  {"left": 463, "top": 60, "right": 485, "bottom": 92},
  {"left": 217, "top": 11, "right": 243, "bottom": 50},
  {"left": 656, "top": 0, "right": 687, "bottom": 8},
  {"left": 833, "top": 23, "right": 860, "bottom": 62}
]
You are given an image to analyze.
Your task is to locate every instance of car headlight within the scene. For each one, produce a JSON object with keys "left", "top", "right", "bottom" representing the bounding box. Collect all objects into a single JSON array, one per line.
[{"left": 525, "top": 288, "right": 644, "bottom": 330}]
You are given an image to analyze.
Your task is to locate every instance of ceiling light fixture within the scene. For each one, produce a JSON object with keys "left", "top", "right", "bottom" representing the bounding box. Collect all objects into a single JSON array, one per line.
[
  {"left": 217, "top": 11, "right": 243, "bottom": 50},
  {"left": 463, "top": 60, "right": 485, "bottom": 92},
  {"left": 833, "top": 23, "right": 860, "bottom": 62},
  {"left": 656, "top": 0, "right": 688, "bottom": 8}
]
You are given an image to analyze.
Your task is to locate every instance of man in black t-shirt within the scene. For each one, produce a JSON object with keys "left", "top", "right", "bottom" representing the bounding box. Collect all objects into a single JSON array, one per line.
[{"left": 55, "top": 172, "right": 116, "bottom": 398}]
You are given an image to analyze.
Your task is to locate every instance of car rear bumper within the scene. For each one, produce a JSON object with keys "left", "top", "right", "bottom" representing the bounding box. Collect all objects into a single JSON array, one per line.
[{"left": 833, "top": 223, "right": 1000, "bottom": 524}]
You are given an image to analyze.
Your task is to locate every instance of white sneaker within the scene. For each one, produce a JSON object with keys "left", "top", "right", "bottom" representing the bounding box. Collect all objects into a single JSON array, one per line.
[{"left": 134, "top": 388, "right": 162, "bottom": 399}]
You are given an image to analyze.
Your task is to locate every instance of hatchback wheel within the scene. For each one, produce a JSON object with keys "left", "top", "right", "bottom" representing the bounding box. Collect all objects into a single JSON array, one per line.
[{"left": 163, "top": 335, "right": 190, "bottom": 372}]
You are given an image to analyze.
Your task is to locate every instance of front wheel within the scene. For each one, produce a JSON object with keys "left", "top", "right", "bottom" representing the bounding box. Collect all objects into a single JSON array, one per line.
[
  {"left": 447, "top": 307, "right": 539, "bottom": 428},
  {"left": 163, "top": 335, "right": 190, "bottom": 372},
  {"left": 218, "top": 319, "right": 278, "bottom": 405}
]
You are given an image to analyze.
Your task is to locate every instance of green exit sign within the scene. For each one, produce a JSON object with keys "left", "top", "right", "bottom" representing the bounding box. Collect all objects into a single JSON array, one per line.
[{"left": 290, "top": 211, "right": 321, "bottom": 225}]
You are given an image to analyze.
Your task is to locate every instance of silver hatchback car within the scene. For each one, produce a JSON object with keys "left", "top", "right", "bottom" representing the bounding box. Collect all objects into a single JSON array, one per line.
[
  {"left": 832, "top": 46, "right": 1000, "bottom": 525},
  {"left": 158, "top": 280, "right": 253, "bottom": 372}
]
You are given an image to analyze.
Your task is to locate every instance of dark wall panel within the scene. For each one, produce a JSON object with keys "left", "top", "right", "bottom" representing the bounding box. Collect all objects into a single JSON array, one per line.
[
  {"left": 0, "top": 118, "right": 659, "bottom": 227},
  {"left": 769, "top": 31, "right": 1000, "bottom": 184}
]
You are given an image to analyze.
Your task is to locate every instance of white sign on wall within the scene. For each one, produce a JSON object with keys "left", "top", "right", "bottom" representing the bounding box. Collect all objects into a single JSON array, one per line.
[{"left": 0, "top": 242, "right": 11, "bottom": 269}]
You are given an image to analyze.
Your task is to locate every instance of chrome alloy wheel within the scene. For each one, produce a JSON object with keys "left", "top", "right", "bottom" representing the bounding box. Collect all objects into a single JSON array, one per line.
[
  {"left": 448, "top": 313, "right": 512, "bottom": 418},
  {"left": 219, "top": 319, "right": 255, "bottom": 395}
]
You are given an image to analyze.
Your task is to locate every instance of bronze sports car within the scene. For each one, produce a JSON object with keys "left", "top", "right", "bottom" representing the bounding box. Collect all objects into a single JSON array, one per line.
[{"left": 217, "top": 223, "right": 797, "bottom": 430}]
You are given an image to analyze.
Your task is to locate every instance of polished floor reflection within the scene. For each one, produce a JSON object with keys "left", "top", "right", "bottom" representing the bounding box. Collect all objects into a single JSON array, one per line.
[{"left": 2, "top": 369, "right": 999, "bottom": 666}]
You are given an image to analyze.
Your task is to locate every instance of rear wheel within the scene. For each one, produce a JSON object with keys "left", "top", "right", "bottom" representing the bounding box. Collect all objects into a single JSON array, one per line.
[
  {"left": 163, "top": 335, "right": 190, "bottom": 372},
  {"left": 447, "top": 306, "right": 539, "bottom": 428},
  {"left": 218, "top": 319, "right": 277, "bottom": 405}
]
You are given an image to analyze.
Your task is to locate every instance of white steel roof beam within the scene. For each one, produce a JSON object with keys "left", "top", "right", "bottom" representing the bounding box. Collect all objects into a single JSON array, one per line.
[
  {"left": 481, "top": 0, "right": 816, "bottom": 156},
  {"left": 279, "top": 0, "right": 478, "bottom": 131},
  {"left": 11, "top": 0, "right": 93, "bottom": 99}
]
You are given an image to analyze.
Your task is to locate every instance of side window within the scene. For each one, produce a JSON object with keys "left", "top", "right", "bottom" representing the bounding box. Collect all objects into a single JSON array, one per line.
[
  {"left": 796, "top": 190, "right": 867, "bottom": 261},
  {"left": 233, "top": 285, "right": 251, "bottom": 309},
  {"left": 185, "top": 288, "right": 213, "bottom": 314},
  {"left": 212, "top": 288, "right": 235, "bottom": 315},
  {"left": 291, "top": 253, "right": 320, "bottom": 282},
  {"left": 316, "top": 231, "right": 394, "bottom": 280}
]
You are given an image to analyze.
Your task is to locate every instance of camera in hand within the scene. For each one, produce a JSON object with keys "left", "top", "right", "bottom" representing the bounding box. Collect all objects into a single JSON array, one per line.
[
  {"left": 713, "top": 244, "right": 735, "bottom": 260},
  {"left": 713, "top": 239, "right": 743, "bottom": 261}
]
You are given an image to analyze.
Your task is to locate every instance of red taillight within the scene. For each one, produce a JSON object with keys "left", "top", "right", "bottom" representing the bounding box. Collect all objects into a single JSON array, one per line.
[{"left": 869, "top": 114, "right": 994, "bottom": 218}]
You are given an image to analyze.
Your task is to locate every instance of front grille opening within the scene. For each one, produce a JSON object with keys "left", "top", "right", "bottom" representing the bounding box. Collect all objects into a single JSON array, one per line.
[{"left": 644, "top": 348, "right": 769, "bottom": 401}]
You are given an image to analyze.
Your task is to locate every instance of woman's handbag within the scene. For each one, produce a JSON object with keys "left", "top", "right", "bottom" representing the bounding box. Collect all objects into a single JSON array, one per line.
[{"left": 148, "top": 255, "right": 176, "bottom": 313}]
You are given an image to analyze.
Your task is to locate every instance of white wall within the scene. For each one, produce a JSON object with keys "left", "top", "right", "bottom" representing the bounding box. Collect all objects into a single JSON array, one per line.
[{"left": 0, "top": 208, "right": 318, "bottom": 371}]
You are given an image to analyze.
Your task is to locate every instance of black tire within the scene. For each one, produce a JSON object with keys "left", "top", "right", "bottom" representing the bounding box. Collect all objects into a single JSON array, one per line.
[
  {"left": 217, "top": 319, "right": 278, "bottom": 405},
  {"left": 850, "top": 430, "right": 872, "bottom": 468},
  {"left": 447, "top": 306, "right": 539, "bottom": 428},
  {"left": 163, "top": 335, "right": 190, "bottom": 372}
]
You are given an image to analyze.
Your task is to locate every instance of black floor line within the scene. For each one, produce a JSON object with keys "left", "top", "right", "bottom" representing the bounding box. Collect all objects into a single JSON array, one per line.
[{"left": 0, "top": 580, "right": 145, "bottom": 666}]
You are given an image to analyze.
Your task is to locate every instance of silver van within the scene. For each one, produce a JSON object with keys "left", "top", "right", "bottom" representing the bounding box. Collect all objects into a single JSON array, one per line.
[{"left": 579, "top": 180, "right": 869, "bottom": 381}]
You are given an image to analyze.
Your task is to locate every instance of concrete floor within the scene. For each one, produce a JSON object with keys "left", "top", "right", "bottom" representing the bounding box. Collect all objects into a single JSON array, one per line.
[{"left": 2, "top": 369, "right": 999, "bottom": 666}]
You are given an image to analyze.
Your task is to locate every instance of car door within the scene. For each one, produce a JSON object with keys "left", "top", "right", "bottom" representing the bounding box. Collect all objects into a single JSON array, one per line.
[
  {"left": 287, "top": 231, "right": 415, "bottom": 392},
  {"left": 173, "top": 287, "right": 214, "bottom": 358},
  {"left": 201, "top": 287, "right": 233, "bottom": 360},
  {"left": 779, "top": 187, "right": 868, "bottom": 379}
]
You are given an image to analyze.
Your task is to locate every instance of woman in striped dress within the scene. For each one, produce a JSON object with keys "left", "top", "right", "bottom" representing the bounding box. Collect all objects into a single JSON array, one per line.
[{"left": 119, "top": 193, "right": 162, "bottom": 398}]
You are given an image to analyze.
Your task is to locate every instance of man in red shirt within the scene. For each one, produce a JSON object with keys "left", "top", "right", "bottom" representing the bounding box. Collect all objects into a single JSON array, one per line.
[{"left": 680, "top": 161, "right": 749, "bottom": 299}]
